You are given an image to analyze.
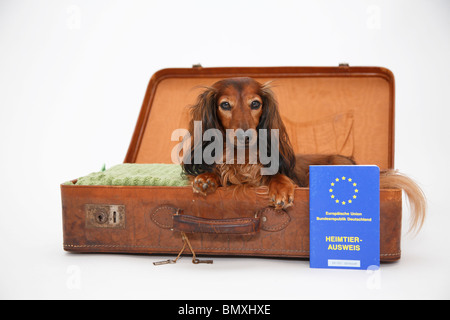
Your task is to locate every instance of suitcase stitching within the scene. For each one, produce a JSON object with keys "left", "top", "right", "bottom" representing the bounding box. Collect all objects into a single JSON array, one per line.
[
  {"left": 63, "top": 243, "right": 308, "bottom": 252},
  {"left": 63, "top": 244, "right": 401, "bottom": 256}
]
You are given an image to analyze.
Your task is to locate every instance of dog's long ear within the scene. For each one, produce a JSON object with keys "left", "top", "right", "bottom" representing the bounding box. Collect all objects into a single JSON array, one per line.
[
  {"left": 182, "top": 87, "right": 220, "bottom": 176},
  {"left": 258, "top": 82, "right": 298, "bottom": 184}
]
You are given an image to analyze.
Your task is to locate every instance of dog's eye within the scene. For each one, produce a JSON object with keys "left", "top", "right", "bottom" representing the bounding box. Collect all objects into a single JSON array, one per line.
[
  {"left": 251, "top": 100, "right": 261, "bottom": 109},
  {"left": 219, "top": 102, "right": 231, "bottom": 110}
]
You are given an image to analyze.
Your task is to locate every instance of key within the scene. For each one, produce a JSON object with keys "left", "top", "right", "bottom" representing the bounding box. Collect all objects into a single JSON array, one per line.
[
  {"left": 192, "top": 258, "right": 213, "bottom": 264},
  {"left": 153, "top": 259, "right": 176, "bottom": 266}
]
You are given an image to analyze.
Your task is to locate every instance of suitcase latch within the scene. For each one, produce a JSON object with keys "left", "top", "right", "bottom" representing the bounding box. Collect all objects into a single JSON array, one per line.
[{"left": 85, "top": 204, "right": 126, "bottom": 229}]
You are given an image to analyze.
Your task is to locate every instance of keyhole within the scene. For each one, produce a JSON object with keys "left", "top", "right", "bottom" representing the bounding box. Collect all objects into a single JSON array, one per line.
[
  {"left": 113, "top": 211, "right": 117, "bottom": 224},
  {"left": 95, "top": 211, "right": 108, "bottom": 224}
]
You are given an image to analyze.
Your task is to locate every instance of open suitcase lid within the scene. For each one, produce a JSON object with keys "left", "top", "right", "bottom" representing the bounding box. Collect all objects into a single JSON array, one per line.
[{"left": 125, "top": 65, "right": 395, "bottom": 170}]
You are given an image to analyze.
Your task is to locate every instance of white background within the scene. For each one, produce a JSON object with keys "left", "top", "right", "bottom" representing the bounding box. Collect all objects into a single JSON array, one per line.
[{"left": 1, "top": 0, "right": 449, "bottom": 300}]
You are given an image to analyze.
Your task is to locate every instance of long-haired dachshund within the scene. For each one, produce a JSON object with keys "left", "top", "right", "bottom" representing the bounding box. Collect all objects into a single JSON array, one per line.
[{"left": 182, "top": 77, "right": 426, "bottom": 233}]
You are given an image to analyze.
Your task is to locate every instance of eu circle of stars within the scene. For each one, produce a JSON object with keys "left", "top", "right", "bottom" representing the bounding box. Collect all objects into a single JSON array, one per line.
[{"left": 329, "top": 176, "right": 359, "bottom": 205}]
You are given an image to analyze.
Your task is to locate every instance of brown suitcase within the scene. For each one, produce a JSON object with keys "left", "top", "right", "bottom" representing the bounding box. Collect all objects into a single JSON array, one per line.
[{"left": 61, "top": 65, "right": 402, "bottom": 262}]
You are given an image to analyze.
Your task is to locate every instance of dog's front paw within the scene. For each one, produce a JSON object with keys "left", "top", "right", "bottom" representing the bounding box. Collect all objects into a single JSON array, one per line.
[
  {"left": 268, "top": 174, "right": 295, "bottom": 209},
  {"left": 192, "top": 173, "right": 220, "bottom": 196}
]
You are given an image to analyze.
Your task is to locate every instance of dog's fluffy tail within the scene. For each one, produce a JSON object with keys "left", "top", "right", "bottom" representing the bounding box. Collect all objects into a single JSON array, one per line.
[{"left": 380, "top": 170, "right": 426, "bottom": 234}]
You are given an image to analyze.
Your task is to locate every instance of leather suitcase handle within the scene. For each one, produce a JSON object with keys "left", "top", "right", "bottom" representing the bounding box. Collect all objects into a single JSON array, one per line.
[{"left": 172, "top": 214, "right": 260, "bottom": 235}]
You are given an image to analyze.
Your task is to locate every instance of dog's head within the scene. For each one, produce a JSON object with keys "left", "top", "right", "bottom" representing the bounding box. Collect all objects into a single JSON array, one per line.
[
  {"left": 182, "top": 77, "right": 296, "bottom": 181},
  {"left": 213, "top": 77, "right": 263, "bottom": 146}
]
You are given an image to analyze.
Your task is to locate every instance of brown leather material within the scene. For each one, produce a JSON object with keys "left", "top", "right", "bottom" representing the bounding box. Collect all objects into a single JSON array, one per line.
[
  {"left": 151, "top": 205, "right": 291, "bottom": 233},
  {"left": 61, "top": 185, "right": 402, "bottom": 261},
  {"left": 172, "top": 213, "right": 260, "bottom": 234},
  {"left": 256, "top": 207, "right": 291, "bottom": 232},
  {"left": 151, "top": 205, "right": 177, "bottom": 229}
]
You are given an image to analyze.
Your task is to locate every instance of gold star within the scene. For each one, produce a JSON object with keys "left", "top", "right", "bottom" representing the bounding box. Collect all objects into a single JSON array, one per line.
[
  {"left": 335, "top": 178, "right": 339, "bottom": 182},
  {"left": 341, "top": 201, "right": 346, "bottom": 205},
  {"left": 355, "top": 189, "right": 359, "bottom": 193},
  {"left": 331, "top": 195, "right": 335, "bottom": 199},
  {"left": 353, "top": 195, "right": 357, "bottom": 199},
  {"left": 348, "top": 178, "right": 352, "bottom": 182},
  {"left": 353, "top": 183, "right": 357, "bottom": 186},
  {"left": 329, "top": 188, "right": 333, "bottom": 192},
  {"left": 335, "top": 199, "right": 340, "bottom": 203},
  {"left": 342, "top": 176, "right": 346, "bottom": 180},
  {"left": 348, "top": 200, "right": 352, "bottom": 203},
  {"left": 331, "top": 182, "right": 335, "bottom": 186}
]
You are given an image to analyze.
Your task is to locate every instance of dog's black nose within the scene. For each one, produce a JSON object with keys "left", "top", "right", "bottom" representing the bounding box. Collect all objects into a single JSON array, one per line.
[
  {"left": 234, "top": 129, "right": 257, "bottom": 147},
  {"left": 235, "top": 130, "right": 247, "bottom": 143}
]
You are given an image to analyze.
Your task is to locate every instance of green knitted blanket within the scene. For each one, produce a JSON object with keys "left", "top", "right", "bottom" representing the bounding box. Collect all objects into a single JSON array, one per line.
[{"left": 64, "top": 163, "right": 189, "bottom": 186}]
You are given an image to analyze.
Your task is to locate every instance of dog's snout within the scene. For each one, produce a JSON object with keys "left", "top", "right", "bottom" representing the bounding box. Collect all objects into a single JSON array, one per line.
[
  {"left": 233, "top": 128, "right": 257, "bottom": 147},
  {"left": 236, "top": 130, "right": 247, "bottom": 142}
]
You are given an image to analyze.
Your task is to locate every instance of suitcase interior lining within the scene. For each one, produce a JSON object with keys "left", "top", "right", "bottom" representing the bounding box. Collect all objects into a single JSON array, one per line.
[
  {"left": 134, "top": 75, "right": 393, "bottom": 170},
  {"left": 65, "top": 74, "right": 391, "bottom": 187}
]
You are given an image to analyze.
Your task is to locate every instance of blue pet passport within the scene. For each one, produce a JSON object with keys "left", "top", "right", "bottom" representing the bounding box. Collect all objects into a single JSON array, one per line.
[{"left": 309, "top": 165, "right": 380, "bottom": 270}]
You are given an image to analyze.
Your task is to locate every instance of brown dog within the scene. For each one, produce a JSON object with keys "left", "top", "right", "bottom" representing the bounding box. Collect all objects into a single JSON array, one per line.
[{"left": 182, "top": 77, "right": 426, "bottom": 232}]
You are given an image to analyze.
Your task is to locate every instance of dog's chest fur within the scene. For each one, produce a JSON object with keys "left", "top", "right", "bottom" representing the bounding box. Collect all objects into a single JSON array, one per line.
[{"left": 214, "top": 163, "right": 267, "bottom": 187}]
